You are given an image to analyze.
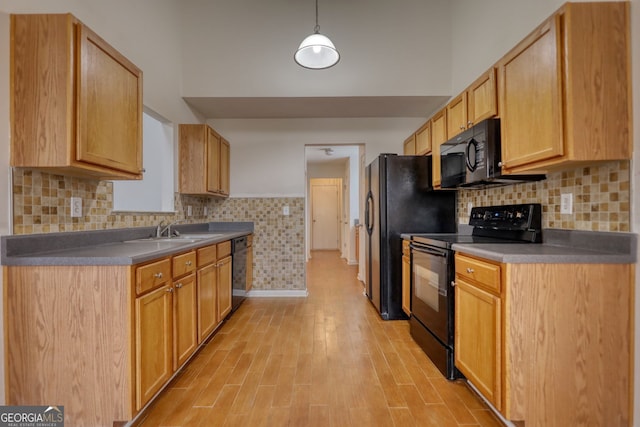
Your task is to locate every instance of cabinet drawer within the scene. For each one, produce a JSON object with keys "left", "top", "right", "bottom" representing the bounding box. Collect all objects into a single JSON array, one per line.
[
  {"left": 173, "top": 251, "right": 197, "bottom": 278},
  {"left": 197, "top": 245, "right": 217, "bottom": 267},
  {"left": 217, "top": 241, "right": 231, "bottom": 259},
  {"left": 455, "top": 254, "right": 501, "bottom": 294},
  {"left": 136, "top": 258, "right": 171, "bottom": 295}
]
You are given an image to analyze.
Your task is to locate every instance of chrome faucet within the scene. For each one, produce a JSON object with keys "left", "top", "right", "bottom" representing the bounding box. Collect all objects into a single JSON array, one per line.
[{"left": 156, "top": 220, "right": 183, "bottom": 238}]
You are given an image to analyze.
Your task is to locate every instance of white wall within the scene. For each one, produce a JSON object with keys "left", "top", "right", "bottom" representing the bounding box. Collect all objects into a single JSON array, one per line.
[
  {"left": 180, "top": 0, "right": 452, "bottom": 98},
  {"left": 209, "top": 118, "right": 424, "bottom": 196}
]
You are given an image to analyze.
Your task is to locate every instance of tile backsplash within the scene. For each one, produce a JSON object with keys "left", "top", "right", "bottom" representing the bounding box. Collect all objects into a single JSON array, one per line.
[
  {"left": 457, "top": 160, "right": 630, "bottom": 232},
  {"left": 12, "top": 168, "right": 305, "bottom": 290},
  {"left": 10, "top": 159, "right": 631, "bottom": 289}
]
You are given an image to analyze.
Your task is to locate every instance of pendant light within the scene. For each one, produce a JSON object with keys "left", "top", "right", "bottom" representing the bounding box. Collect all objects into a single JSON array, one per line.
[{"left": 294, "top": 0, "right": 340, "bottom": 69}]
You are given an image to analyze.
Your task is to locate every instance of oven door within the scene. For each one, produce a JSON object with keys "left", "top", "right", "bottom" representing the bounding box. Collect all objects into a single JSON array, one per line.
[{"left": 410, "top": 242, "right": 454, "bottom": 346}]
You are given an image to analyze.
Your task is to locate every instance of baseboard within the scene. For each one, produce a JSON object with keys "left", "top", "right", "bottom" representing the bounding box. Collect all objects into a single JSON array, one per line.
[{"left": 247, "top": 289, "right": 309, "bottom": 298}]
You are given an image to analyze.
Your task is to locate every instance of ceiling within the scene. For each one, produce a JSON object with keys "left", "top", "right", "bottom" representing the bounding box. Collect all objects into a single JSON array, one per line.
[
  {"left": 305, "top": 145, "right": 358, "bottom": 165},
  {"left": 184, "top": 96, "right": 450, "bottom": 119}
]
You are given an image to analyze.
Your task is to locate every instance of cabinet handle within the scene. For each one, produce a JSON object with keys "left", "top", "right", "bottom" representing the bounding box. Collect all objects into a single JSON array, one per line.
[
  {"left": 467, "top": 121, "right": 473, "bottom": 126},
  {"left": 459, "top": 125, "right": 465, "bottom": 130},
  {"left": 451, "top": 281, "right": 456, "bottom": 287},
  {"left": 466, "top": 268, "right": 474, "bottom": 273},
  {"left": 176, "top": 283, "right": 183, "bottom": 289},
  {"left": 498, "top": 161, "right": 503, "bottom": 167},
  {"left": 154, "top": 272, "right": 163, "bottom": 279},
  {"left": 166, "top": 287, "right": 174, "bottom": 293},
  {"left": 186, "top": 261, "right": 192, "bottom": 266}
]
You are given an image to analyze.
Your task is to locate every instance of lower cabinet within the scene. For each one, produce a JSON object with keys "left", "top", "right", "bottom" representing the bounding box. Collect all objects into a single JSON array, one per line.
[
  {"left": 3, "top": 237, "right": 240, "bottom": 427},
  {"left": 455, "top": 277, "right": 501, "bottom": 409},
  {"left": 401, "top": 240, "right": 411, "bottom": 316},
  {"left": 454, "top": 252, "right": 633, "bottom": 425},
  {"left": 136, "top": 284, "right": 173, "bottom": 411}
]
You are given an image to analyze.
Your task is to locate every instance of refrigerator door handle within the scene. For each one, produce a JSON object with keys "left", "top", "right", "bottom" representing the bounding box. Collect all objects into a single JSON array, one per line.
[{"left": 365, "top": 192, "right": 374, "bottom": 235}]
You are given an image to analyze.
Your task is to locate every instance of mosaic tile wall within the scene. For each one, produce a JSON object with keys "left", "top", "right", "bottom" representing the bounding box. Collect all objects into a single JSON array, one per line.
[
  {"left": 457, "top": 160, "right": 631, "bottom": 232},
  {"left": 11, "top": 169, "right": 306, "bottom": 290}
]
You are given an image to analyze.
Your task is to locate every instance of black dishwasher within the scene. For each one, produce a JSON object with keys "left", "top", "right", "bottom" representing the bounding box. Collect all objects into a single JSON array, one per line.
[{"left": 231, "top": 236, "right": 248, "bottom": 311}]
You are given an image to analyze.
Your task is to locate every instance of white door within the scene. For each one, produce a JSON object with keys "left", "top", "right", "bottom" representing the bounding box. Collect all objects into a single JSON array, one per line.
[{"left": 311, "top": 179, "right": 340, "bottom": 250}]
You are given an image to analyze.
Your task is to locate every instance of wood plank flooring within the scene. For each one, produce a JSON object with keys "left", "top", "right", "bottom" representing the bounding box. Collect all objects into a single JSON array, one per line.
[{"left": 136, "top": 250, "right": 504, "bottom": 427}]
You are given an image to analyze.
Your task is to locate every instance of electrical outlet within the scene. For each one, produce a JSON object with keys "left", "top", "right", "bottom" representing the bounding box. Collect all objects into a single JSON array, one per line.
[
  {"left": 467, "top": 202, "right": 473, "bottom": 216},
  {"left": 187, "top": 205, "right": 193, "bottom": 216},
  {"left": 560, "top": 193, "right": 573, "bottom": 214},
  {"left": 204, "top": 206, "right": 208, "bottom": 216},
  {"left": 70, "top": 197, "right": 82, "bottom": 218},
  {"left": 283, "top": 206, "right": 290, "bottom": 216}
]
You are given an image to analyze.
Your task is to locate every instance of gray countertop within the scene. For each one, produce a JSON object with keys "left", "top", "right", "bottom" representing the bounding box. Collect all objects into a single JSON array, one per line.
[
  {"left": 1, "top": 222, "right": 254, "bottom": 266},
  {"left": 403, "top": 228, "right": 637, "bottom": 264}
]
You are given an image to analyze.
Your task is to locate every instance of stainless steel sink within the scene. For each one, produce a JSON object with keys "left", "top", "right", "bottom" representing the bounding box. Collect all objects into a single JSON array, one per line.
[
  {"left": 123, "top": 238, "right": 201, "bottom": 244},
  {"left": 176, "top": 233, "right": 224, "bottom": 239}
]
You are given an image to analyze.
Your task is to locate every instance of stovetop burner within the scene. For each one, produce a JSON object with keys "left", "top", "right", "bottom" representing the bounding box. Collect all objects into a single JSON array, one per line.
[{"left": 411, "top": 203, "right": 542, "bottom": 249}]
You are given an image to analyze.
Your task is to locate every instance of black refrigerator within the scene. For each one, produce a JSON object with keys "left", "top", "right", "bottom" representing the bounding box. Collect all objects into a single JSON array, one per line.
[{"left": 364, "top": 154, "right": 456, "bottom": 320}]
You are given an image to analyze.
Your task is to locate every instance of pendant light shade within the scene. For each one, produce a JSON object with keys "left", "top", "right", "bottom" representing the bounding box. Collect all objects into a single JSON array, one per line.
[{"left": 295, "top": 0, "right": 340, "bottom": 69}]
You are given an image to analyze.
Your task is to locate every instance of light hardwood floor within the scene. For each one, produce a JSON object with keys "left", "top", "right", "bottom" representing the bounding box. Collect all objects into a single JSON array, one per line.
[{"left": 136, "top": 250, "right": 504, "bottom": 427}]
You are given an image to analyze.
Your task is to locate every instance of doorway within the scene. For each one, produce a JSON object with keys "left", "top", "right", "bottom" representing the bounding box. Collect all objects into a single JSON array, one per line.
[{"left": 310, "top": 178, "right": 342, "bottom": 250}]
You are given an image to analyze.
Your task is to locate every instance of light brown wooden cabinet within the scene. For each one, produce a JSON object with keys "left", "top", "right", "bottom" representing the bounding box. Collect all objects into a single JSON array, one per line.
[
  {"left": 403, "top": 134, "right": 416, "bottom": 155},
  {"left": 401, "top": 240, "right": 411, "bottom": 316},
  {"left": 454, "top": 252, "right": 632, "bottom": 425},
  {"left": 179, "top": 124, "right": 231, "bottom": 197},
  {"left": 498, "top": 2, "right": 631, "bottom": 174},
  {"left": 246, "top": 234, "right": 254, "bottom": 292},
  {"left": 10, "top": 14, "right": 143, "bottom": 180},
  {"left": 454, "top": 254, "right": 502, "bottom": 410},
  {"left": 3, "top": 238, "right": 240, "bottom": 426},
  {"left": 136, "top": 282, "right": 173, "bottom": 411},
  {"left": 430, "top": 108, "right": 447, "bottom": 189},
  {"left": 415, "top": 121, "right": 431, "bottom": 155}
]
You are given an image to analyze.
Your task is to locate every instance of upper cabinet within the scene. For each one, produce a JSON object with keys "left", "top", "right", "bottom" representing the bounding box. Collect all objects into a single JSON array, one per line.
[
  {"left": 403, "top": 134, "right": 416, "bottom": 155},
  {"left": 430, "top": 108, "right": 447, "bottom": 189},
  {"left": 11, "top": 14, "right": 143, "bottom": 180},
  {"left": 498, "top": 2, "right": 631, "bottom": 174},
  {"left": 179, "top": 124, "right": 231, "bottom": 197},
  {"left": 415, "top": 121, "right": 431, "bottom": 155},
  {"left": 446, "top": 68, "right": 498, "bottom": 140}
]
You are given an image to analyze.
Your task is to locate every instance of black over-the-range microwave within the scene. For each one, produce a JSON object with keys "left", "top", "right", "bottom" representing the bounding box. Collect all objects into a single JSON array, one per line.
[{"left": 439, "top": 118, "right": 545, "bottom": 188}]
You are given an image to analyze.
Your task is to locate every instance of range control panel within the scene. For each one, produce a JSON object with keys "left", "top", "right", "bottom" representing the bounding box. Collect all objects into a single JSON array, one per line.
[{"left": 469, "top": 203, "right": 542, "bottom": 231}]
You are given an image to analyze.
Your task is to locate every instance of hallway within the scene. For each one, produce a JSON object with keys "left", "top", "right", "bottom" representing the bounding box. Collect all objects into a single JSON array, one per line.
[{"left": 137, "top": 251, "right": 503, "bottom": 426}]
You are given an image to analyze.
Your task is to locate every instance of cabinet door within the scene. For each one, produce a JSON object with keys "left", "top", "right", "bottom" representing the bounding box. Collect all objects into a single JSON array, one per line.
[
  {"left": 197, "top": 263, "right": 218, "bottom": 343},
  {"left": 455, "top": 278, "right": 501, "bottom": 410},
  {"left": 246, "top": 245, "right": 254, "bottom": 292},
  {"left": 217, "top": 256, "right": 233, "bottom": 321},
  {"left": 220, "top": 138, "right": 230, "bottom": 196},
  {"left": 446, "top": 93, "right": 468, "bottom": 138},
  {"left": 498, "top": 16, "right": 563, "bottom": 172},
  {"left": 430, "top": 108, "right": 447, "bottom": 188},
  {"left": 76, "top": 23, "right": 142, "bottom": 175},
  {"left": 136, "top": 285, "right": 173, "bottom": 411},
  {"left": 415, "top": 122, "right": 431, "bottom": 155},
  {"left": 402, "top": 253, "right": 411, "bottom": 316},
  {"left": 403, "top": 134, "right": 416, "bottom": 155},
  {"left": 468, "top": 68, "right": 497, "bottom": 126},
  {"left": 174, "top": 274, "right": 197, "bottom": 368},
  {"left": 206, "top": 128, "right": 221, "bottom": 194}
]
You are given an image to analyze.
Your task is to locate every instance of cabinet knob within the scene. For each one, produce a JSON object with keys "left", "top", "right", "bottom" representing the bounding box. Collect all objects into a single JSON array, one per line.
[
  {"left": 154, "top": 272, "right": 163, "bottom": 279},
  {"left": 451, "top": 280, "right": 456, "bottom": 287},
  {"left": 460, "top": 125, "right": 465, "bottom": 130},
  {"left": 467, "top": 121, "right": 473, "bottom": 126},
  {"left": 466, "top": 268, "right": 474, "bottom": 273},
  {"left": 176, "top": 283, "right": 183, "bottom": 289},
  {"left": 186, "top": 261, "right": 192, "bottom": 266},
  {"left": 498, "top": 161, "right": 503, "bottom": 168},
  {"left": 166, "top": 287, "right": 174, "bottom": 293}
]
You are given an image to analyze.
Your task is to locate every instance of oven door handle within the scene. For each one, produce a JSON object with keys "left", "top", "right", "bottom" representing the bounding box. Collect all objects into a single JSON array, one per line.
[{"left": 409, "top": 243, "right": 448, "bottom": 257}]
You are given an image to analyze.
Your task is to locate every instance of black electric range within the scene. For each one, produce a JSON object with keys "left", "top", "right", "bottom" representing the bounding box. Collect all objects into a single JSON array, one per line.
[{"left": 406, "top": 203, "right": 542, "bottom": 379}]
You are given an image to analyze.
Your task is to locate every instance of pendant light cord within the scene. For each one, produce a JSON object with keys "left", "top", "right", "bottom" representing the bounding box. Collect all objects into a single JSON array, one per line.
[{"left": 314, "top": 0, "right": 320, "bottom": 33}]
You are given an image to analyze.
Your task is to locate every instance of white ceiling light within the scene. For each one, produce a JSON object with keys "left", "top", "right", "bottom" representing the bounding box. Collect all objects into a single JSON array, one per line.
[{"left": 294, "top": 0, "right": 340, "bottom": 70}]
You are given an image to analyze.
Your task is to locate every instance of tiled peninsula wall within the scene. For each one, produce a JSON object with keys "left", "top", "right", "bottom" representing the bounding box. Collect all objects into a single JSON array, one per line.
[{"left": 11, "top": 168, "right": 305, "bottom": 290}]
